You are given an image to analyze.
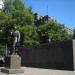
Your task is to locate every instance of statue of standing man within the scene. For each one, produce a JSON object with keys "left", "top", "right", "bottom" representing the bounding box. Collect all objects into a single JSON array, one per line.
[
  {"left": 3, "top": 26, "right": 24, "bottom": 74},
  {"left": 10, "top": 26, "right": 20, "bottom": 55}
]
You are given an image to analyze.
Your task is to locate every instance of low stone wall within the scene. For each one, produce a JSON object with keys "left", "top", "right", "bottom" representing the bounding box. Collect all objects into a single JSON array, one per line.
[{"left": 18, "top": 40, "right": 74, "bottom": 70}]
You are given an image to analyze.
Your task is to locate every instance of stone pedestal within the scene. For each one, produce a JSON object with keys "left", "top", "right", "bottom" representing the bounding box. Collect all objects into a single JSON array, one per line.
[{"left": 1, "top": 55, "right": 24, "bottom": 74}]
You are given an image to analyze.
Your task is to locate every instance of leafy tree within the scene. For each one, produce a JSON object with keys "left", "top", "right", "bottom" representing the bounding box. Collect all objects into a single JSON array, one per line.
[
  {"left": 37, "top": 20, "right": 72, "bottom": 43},
  {"left": 19, "top": 25, "right": 39, "bottom": 45},
  {"left": 0, "top": 0, "right": 35, "bottom": 45}
]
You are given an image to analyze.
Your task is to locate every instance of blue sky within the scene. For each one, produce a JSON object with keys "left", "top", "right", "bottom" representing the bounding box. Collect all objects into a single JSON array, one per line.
[{"left": 23, "top": 0, "right": 75, "bottom": 29}]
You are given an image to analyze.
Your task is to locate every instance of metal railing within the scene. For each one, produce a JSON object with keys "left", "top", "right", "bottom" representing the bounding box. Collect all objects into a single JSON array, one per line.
[{"left": 0, "top": 45, "right": 6, "bottom": 57}]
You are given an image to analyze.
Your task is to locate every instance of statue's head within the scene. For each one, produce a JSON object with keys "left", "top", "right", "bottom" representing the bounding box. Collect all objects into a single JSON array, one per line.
[
  {"left": 14, "top": 26, "right": 17, "bottom": 29},
  {"left": 13, "top": 25, "right": 17, "bottom": 31},
  {"left": 13, "top": 24, "right": 19, "bottom": 31}
]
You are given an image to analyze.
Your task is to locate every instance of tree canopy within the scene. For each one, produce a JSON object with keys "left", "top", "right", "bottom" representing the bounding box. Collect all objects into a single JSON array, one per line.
[{"left": 0, "top": 0, "right": 73, "bottom": 45}]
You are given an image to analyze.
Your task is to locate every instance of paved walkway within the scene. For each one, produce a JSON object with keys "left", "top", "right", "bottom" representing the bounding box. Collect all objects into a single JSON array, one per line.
[{"left": 0, "top": 67, "right": 75, "bottom": 75}]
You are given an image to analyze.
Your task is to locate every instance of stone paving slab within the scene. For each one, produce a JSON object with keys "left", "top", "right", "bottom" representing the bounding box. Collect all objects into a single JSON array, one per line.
[{"left": 0, "top": 67, "right": 75, "bottom": 75}]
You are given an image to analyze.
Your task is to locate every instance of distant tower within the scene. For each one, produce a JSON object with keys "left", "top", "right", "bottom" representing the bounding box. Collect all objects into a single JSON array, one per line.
[{"left": 0, "top": 0, "right": 4, "bottom": 9}]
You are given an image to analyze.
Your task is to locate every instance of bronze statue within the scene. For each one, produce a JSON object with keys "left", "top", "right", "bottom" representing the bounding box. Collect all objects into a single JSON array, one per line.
[{"left": 9, "top": 26, "right": 20, "bottom": 55}]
